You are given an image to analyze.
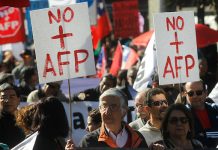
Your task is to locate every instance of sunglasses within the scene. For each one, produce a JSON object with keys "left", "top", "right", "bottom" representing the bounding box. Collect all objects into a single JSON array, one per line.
[
  {"left": 150, "top": 100, "right": 168, "bottom": 107},
  {"left": 186, "top": 90, "right": 204, "bottom": 97},
  {"left": 168, "top": 117, "right": 189, "bottom": 124}
]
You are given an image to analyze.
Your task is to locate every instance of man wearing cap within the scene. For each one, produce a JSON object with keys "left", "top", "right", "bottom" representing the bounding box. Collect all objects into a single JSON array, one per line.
[
  {"left": 27, "top": 81, "right": 68, "bottom": 103},
  {"left": 79, "top": 88, "right": 147, "bottom": 148},
  {"left": 0, "top": 83, "right": 25, "bottom": 148},
  {"left": 12, "top": 49, "right": 35, "bottom": 80},
  {"left": 185, "top": 80, "right": 218, "bottom": 148}
]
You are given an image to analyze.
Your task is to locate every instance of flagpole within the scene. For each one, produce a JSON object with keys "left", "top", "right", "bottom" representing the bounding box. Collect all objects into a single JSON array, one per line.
[{"left": 67, "top": 79, "right": 73, "bottom": 139}]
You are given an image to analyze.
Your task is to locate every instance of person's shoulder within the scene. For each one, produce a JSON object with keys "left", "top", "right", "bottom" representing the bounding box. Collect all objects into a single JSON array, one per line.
[
  {"left": 79, "top": 129, "right": 100, "bottom": 147},
  {"left": 205, "top": 102, "right": 218, "bottom": 110}
]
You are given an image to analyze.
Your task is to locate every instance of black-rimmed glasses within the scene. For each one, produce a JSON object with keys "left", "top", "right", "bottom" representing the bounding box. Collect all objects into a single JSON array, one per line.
[{"left": 150, "top": 100, "right": 168, "bottom": 107}]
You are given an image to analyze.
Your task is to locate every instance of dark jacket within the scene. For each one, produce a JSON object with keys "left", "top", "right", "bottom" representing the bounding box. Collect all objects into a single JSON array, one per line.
[
  {"left": 79, "top": 123, "right": 148, "bottom": 148},
  {"left": 186, "top": 102, "right": 218, "bottom": 148},
  {"left": 33, "top": 132, "right": 65, "bottom": 150},
  {"left": 73, "top": 86, "right": 101, "bottom": 101},
  {"left": 0, "top": 112, "right": 25, "bottom": 148},
  {"left": 18, "top": 81, "right": 36, "bottom": 102}
]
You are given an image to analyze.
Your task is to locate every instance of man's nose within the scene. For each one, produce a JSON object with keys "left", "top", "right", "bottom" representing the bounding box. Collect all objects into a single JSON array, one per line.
[{"left": 104, "top": 107, "right": 112, "bottom": 114}]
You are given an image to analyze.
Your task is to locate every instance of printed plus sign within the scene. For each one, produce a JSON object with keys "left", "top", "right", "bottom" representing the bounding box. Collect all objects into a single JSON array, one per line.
[
  {"left": 170, "top": 32, "right": 183, "bottom": 54},
  {"left": 51, "top": 25, "right": 73, "bottom": 49}
]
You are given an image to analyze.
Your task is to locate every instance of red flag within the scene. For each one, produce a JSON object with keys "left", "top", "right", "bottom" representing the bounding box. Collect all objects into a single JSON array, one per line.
[
  {"left": 110, "top": 41, "right": 122, "bottom": 76},
  {"left": 0, "top": 0, "right": 30, "bottom": 7},
  {"left": 195, "top": 24, "right": 218, "bottom": 48},
  {"left": 132, "top": 30, "right": 154, "bottom": 47},
  {"left": 92, "top": 0, "right": 112, "bottom": 49},
  {"left": 125, "top": 48, "right": 139, "bottom": 69}
]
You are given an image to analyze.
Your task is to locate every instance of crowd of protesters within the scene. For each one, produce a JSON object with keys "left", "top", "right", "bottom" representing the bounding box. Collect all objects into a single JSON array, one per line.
[{"left": 0, "top": 34, "right": 218, "bottom": 150}]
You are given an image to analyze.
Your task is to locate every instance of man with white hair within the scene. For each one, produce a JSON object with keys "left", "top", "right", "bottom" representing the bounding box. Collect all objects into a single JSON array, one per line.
[
  {"left": 79, "top": 88, "right": 147, "bottom": 148},
  {"left": 129, "top": 89, "right": 150, "bottom": 130}
]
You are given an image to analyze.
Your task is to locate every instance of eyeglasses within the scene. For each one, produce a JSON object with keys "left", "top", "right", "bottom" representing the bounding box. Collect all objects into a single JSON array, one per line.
[
  {"left": 168, "top": 117, "right": 189, "bottom": 124},
  {"left": 186, "top": 90, "right": 204, "bottom": 97},
  {"left": 99, "top": 104, "right": 120, "bottom": 112},
  {"left": 150, "top": 100, "right": 168, "bottom": 107}
]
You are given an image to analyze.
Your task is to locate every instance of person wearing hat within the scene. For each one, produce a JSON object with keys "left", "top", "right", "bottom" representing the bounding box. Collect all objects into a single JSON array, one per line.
[
  {"left": 12, "top": 49, "right": 36, "bottom": 80},
  {"left": 27, "top": 81, "right": 68, "bottom": 103},
  {"left": 79, "top": 88, "right": 147, "bottom": 148}
]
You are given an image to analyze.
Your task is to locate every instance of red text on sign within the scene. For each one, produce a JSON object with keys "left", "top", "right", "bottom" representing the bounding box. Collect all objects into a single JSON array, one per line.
[
  {"left": 48, "top": 7, "right": 74, "bottom": 24},
  {"left": 43, "top": 49, "right": 89, "bottom": 77},
  {"left": 166, "top": 16, "right": 184, "bottom": 31},
  {"left": 163, "top": 54, "right": 195, "bottom": 78}
]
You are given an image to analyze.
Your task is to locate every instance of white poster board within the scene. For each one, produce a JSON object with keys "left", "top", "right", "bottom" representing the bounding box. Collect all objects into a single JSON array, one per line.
[
  {"left": 30, "top": 3, "right": 96, "bottom": 84},
  {"left": 154, "top": 11, "right": 199, "bottom": 85}
]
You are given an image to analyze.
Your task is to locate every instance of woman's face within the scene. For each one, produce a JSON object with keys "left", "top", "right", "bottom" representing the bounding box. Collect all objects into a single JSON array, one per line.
[{"left": 167, "top": 110, "right": 190, "bottom": 139}]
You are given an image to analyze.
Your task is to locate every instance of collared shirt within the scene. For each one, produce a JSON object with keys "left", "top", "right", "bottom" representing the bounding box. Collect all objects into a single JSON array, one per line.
[{"left": 106, "top": 126, "right": 128, "bottom": 148}]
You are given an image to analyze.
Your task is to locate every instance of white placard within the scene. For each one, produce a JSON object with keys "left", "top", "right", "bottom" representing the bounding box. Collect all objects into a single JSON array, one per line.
[
  {"left": 154, "top": 11, "right": 200, "bottom": 85},
  {"left": 30, "top": 3, "right": 96, "bottom": 84}
]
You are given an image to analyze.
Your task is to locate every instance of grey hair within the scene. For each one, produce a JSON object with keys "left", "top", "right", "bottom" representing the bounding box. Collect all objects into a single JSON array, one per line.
[{"left": 99, "top": 88, "right": 128, "bottom": 110}]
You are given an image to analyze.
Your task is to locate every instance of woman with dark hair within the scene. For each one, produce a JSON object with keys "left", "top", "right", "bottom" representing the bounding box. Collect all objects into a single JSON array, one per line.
[
  {"left": 86, "top": 108, "right": 101, "bottom": 132},
  {"left": 32, "top": 96, "right": 69, "bottom": 150},
  {"left": 151, "top": 103, "right": 203, "bottom": 149}
]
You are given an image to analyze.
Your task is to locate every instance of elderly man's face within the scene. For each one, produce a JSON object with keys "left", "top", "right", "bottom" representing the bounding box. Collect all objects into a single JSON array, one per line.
[
  {"left": 185, "top": 82, "right": 206, "bottom": 110},
  {"left": 0, "top": 89, "right": 20, "bottom": 114},
  {"left": 99, "top": 95, "right": 124, "bottom": 129},
  {"left": 135, "top": 93, "right": 148, "bottom": 119}
]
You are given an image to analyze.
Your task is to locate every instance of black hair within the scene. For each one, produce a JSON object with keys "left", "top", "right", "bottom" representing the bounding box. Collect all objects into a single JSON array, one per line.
[
  {"left": 145, "top": 87, "right": 167, "bottom": 107},
  {"left": 88, "top": 108, "right": 101, "bottom": 125},
  {"left": 161, "top": 103, "right": 195, "bottom": 140},
  {"left": 0, "top": 83, "right": 20, "bottom": 97},
  {"left": 31, "top": 96, "right": 69, "bottom": 138},
  {"left": 101, "top": 74, "right": 117, "bottom": 87}
]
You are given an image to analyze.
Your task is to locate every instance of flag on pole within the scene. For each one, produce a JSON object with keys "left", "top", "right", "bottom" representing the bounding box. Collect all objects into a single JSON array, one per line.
[
  {"left": 110, "top": 41, "right": 122, "bottom": 76},
  {"left": 122, "top": 45, "right": 139, "bottom": 69},
  {"left": 92, "top": 0, "right": 112, "bottom": 49},
  {"left": 96, "top": 45, "right": 107, "bottom": 78},
  {"left": 133, "top": 33, "right": 157, "bottom": 92}
]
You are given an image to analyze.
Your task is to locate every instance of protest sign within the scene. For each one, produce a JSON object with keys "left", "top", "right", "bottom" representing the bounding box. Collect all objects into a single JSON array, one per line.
[
  {"left": 154, "top": 11, "right": 199, "bottom": 85},
  {"left": 30, "top": 3, "right": 96, "bottom": 84},
  {"left": 0, "top": 7, "right": 25, "bottom": 44},
  {"left": 112, "top": 0, "right": 139, "bottom": 39}
]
